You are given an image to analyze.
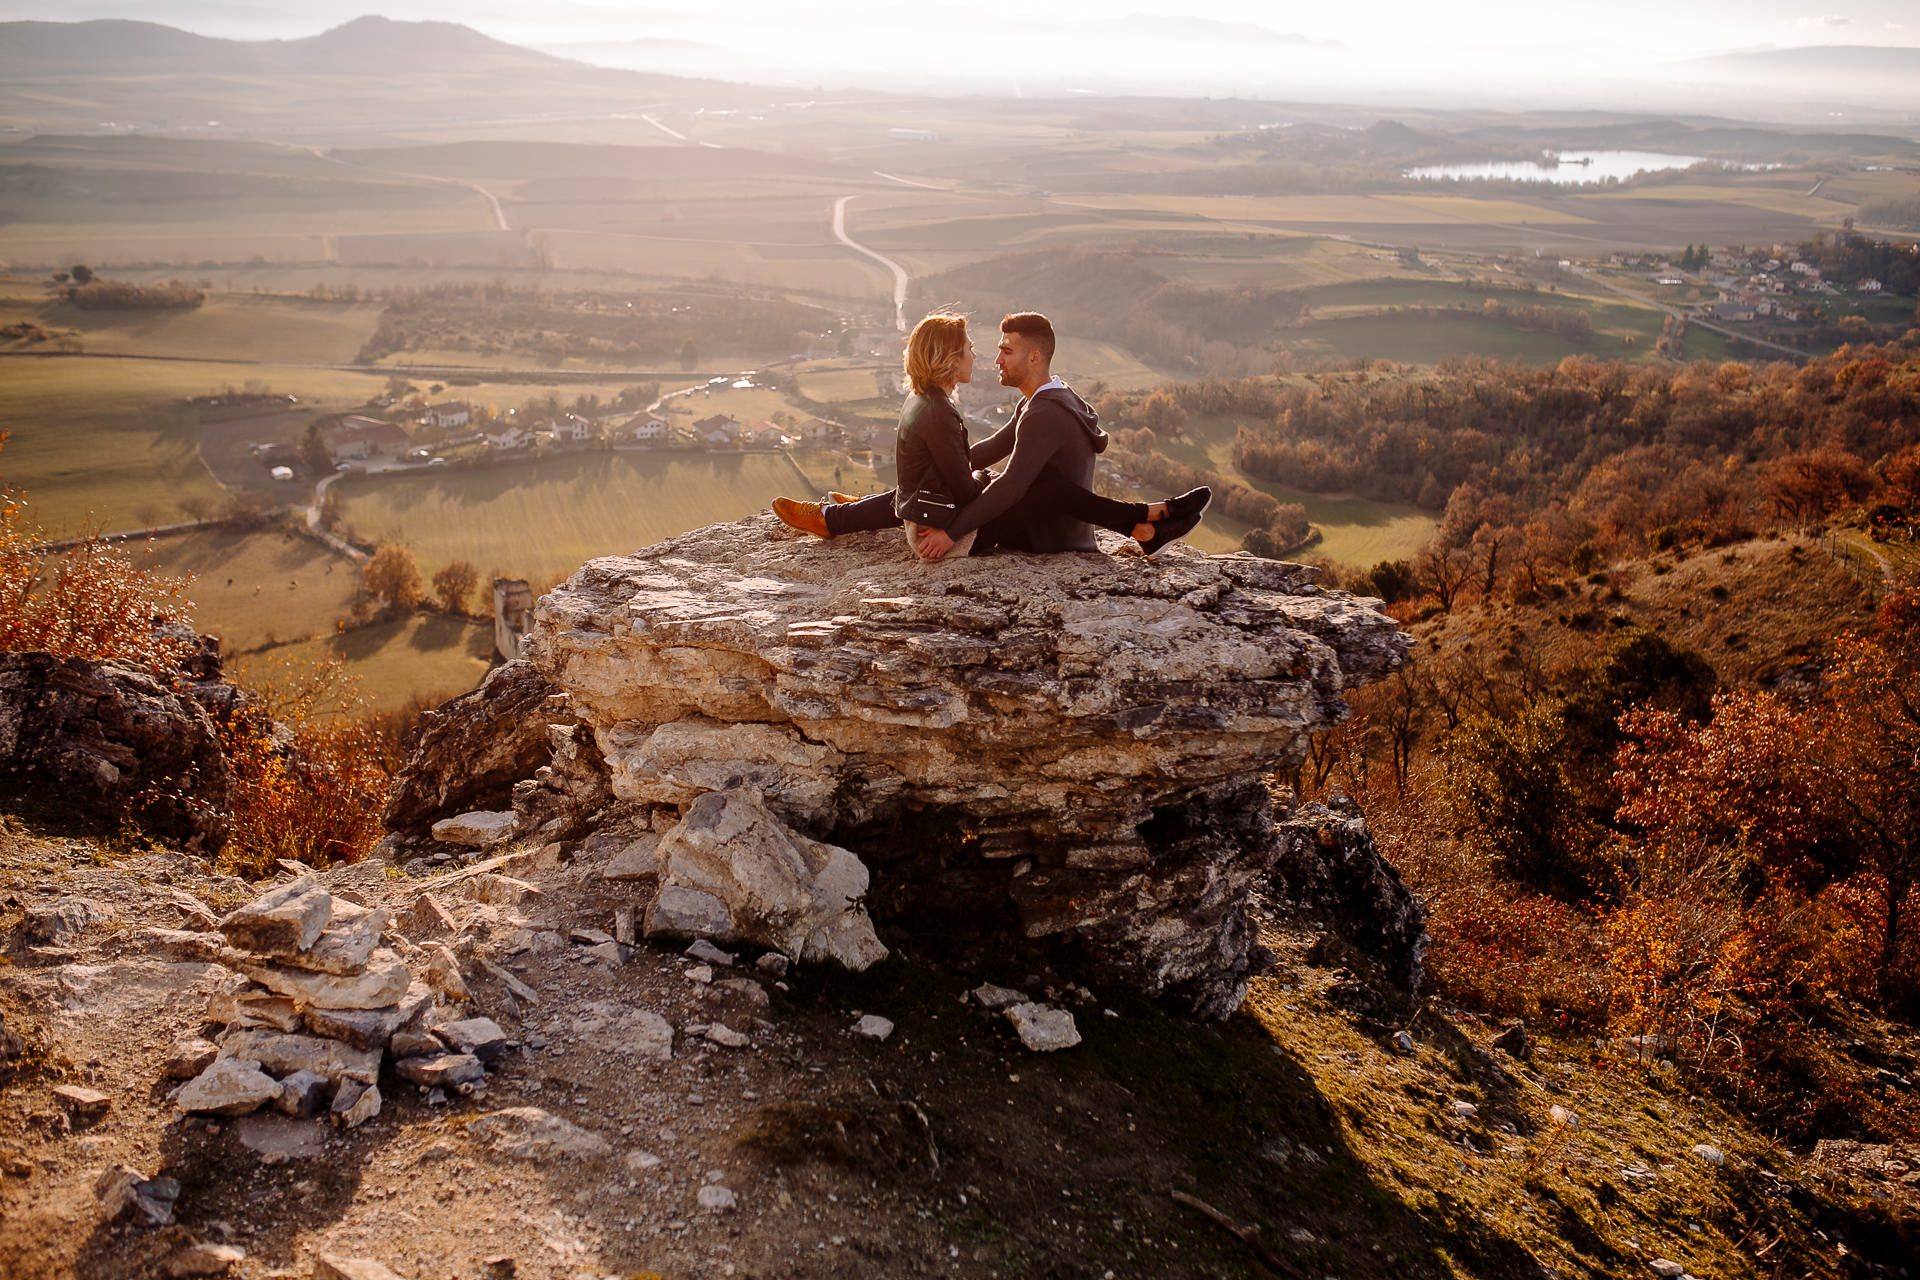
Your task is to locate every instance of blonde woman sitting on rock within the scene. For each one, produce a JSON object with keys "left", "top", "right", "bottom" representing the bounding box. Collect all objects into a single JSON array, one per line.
[{"left": 772, "top": 311, "right": 1209, "bottom": 560}]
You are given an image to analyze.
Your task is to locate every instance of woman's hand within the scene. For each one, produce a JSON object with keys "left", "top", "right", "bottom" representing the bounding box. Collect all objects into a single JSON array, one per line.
[{"left": 917, "top": 527, "right": 956, "bottom": 561}]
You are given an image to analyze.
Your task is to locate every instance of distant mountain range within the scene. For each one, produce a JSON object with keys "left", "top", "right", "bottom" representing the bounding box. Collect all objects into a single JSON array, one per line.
[
  {"left": 0, "top": 14, "right": 570, "bottom": 76},
  {"left": 1682, "top": 44, "right": 1920, "bottom": 77}
]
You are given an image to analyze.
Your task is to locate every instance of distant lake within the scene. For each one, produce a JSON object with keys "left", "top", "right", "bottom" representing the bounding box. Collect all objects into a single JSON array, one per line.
[{"left": 1406, "top": 150, "right": 1717, "bottom": 185}]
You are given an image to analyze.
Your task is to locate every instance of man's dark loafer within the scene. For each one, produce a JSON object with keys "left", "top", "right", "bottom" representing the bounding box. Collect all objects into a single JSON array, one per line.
[{"left": 1141, "top": 510, "right": 1204, "bottom": 556}]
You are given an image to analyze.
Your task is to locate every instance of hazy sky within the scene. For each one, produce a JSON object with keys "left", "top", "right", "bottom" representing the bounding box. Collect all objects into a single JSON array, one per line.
[
  {"left": 5, "top": 0, "right": 1915, "bottom": 59},
  {"left": 5, "top": 1, "right": 1919, "bottom": 102}
]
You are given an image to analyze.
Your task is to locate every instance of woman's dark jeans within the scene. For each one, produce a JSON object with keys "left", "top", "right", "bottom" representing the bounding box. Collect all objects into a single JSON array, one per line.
[{"left": 822, "top": 471, "right": 1147, "bottom": 547}]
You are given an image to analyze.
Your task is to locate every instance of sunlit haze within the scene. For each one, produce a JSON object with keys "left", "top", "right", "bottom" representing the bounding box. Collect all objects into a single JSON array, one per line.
[{"left": 6, "top": 0, "right": 1920, "bottom": 107}]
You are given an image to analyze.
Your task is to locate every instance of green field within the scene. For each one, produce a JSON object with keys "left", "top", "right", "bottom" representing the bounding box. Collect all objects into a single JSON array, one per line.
[
  {"left": 134, "top": 527, "right": 360, "bottom": 653},
  {"left": 0, "top": 356, "right": 712, "bottom": 533},
  {"left": 3, "top": 292, "right": 385, "bottom": 365},
  {"left": 233, "top": 613, "right": 492, "bottom": 716},
  {"left": 333, "top": 450, "right": 811, "bottom": 584},
  {"left": 1129, "top": 411, "right": 1440, "bottom": 565}
]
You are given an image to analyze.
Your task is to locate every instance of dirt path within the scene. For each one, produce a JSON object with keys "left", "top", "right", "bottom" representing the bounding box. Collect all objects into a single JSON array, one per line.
[{"left": 832, "top": 196, "right": 909, "bottom": 334}]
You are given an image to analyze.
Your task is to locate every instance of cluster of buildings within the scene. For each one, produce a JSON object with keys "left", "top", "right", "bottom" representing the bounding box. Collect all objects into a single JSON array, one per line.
[
  {"left": 1625, "top": 247, "right": 1891, "bottom": 327},
  {"left": 293, "top": 399, "right": 859, "bottom": 472}
]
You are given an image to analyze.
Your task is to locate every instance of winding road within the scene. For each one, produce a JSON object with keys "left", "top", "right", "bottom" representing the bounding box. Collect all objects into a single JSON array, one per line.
[{"left": 832, "top": 195, "right": 910, "bottom": 333}]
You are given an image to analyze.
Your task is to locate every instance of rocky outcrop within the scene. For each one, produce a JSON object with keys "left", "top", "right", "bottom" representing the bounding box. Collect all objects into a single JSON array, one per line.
[
  {"left": 1272, "top": 800, "right": 1428, "bottom": 992},
  {"left": 0, "top": 652, "right": 231, "bottom": 850},
  {"left": 522, "top": 516, "right": 1410, "bottom": 1016},
  {"left": 381, "top": 660, "right": 573, "bottom": 838}
]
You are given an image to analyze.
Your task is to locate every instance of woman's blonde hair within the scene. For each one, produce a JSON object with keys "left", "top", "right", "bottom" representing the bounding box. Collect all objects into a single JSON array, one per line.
[{"left": 903, "top": 311, "right": 969, "bottom": 396}]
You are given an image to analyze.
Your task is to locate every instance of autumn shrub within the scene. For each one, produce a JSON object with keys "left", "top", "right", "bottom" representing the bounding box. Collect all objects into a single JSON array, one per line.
[
  {"left": 217, "top": 655, "right": 390, "bottom": 878},
  {"left": 1, "top": 476, "right": 196, "bottom": 671},
  {"left": 1351, "top": 781, "right": 1609, "bottom": 1024},
  {"left": 1441, "top": 703, "right": 1602, "bottom": 896}
]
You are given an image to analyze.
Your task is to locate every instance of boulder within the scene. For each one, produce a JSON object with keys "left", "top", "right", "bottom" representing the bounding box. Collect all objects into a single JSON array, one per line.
[
  {"left": 1272, "top": 800, "right": 1429, "bottom": 992},
  {"left": 642, "top": 786, "right": 887, "bottom": 971},
  {"left": 382, "top": 660, "right": 571, "bottom": 838},
  {"left": 1005, "top": 1003, "right": 1081, "bottom": 1052},
  {"left": 0, "top": 652, "right": 230, "bottom": 850},
  {"left": 523, "top": 517, "right": 1408, "bottom": 1015}
]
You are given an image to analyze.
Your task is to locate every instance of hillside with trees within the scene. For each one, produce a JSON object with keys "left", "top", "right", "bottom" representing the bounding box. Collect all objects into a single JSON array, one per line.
[{"left": 1088, "top": 344, "right": 1920, "bottom": 1156}]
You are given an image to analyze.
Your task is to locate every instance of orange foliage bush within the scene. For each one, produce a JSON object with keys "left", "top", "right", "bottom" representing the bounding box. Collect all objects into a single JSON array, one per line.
[
  {"left": 1, "top": 455, "right": 196, "bottom": 671},
  {"left": 217, "top": 655, "right": 391, "bottom": 878}
]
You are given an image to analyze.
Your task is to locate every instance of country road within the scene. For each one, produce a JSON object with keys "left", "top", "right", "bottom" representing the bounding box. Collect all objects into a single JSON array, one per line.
[{"left": 833, "top": 195, "right": 909, "bottom": 333}]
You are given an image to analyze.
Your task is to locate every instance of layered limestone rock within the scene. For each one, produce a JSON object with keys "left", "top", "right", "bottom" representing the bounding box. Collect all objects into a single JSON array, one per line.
[
  {"left": 0, "top": 652, "right": 231, "bottom": 850},
  {"left": 526, "top": 516, "right": 1410, "bottom": 1016}
]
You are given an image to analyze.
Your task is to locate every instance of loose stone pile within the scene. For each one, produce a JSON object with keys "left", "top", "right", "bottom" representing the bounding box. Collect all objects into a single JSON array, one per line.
[{"left": 170, "top": 876, "right": 508, "bottom": 1125}]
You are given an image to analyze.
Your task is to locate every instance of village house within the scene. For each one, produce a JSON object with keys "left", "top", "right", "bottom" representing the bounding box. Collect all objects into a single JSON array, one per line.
[
  {"left": 422, "top": 401, "right": 472, "bottom": 429},
  {"left": 694, "top": 414, "right": 739, "bottom": 447},
  {"left": 1861, "top": 279, "right": 1884, "bottom": 293},
  {"left": 552, "top": 415, "right": 594, "bottom": 444},
  {"left": 486, "top": 423, "right": 534, "bottom": 451},
  {"left": 627, "top": 417, "right": 668, "bottom": 442},
  {"left": 322, "top": 414, "right": 410, "bottom": 463}
]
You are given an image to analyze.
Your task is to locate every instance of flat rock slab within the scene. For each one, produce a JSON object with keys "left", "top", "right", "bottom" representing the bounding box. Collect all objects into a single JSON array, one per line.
[
  {"left": 529, "top": 515, "right": 1409, "bottom": 1017},
  {"left": 175, "top": 1057, "right": 282, "bottom": 1117},
  {"left": 302, "top": 992, "right": 428, "bottom": 1052},
  {"left": 435, "top": 1017, "right": 510, "bottom": 1062},
  {"left": 53, "top": 1084, "right": 111, "bottom": 1120},
  {"left": 219, "top": 1029, "right": 382, "bottom": 1085},
  {"left": 207, "top": 983, "right": 303, "bottom": 1033},
  {"left": 432, "top": 809, "right": 520, "bottom": 847},
  {"left": 274, "top": 901, "right": 390, "bottom": 976},
  {"left": 240, "top": 951, "right": 413, "bottom": 1011},
  {"left": 573, "top": 1001, "right": 674, "bottom": 1060},
  {"left": 235, "top": 1111, "right": 328, "bottom": 1160},
  {"left": 468, "top": 1107, "right": 610, "bottom": 1160},
  {"left": 394, "top": 1053, "right": 485, "bottom": 1087},
  {"left": 217, "top": 876, "right": 331, "bottom": 955},
  {"left": 1005, "top": 1002, "right": 1081, "bottom": 1052},
  {"left": 54, "top": 961, "right": 225, "bottom": 1020}
]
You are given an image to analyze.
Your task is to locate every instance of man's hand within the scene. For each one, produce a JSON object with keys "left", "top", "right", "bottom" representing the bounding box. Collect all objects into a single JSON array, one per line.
[{"left": 917, "top": 526, "right": 956, "bottom": 561}]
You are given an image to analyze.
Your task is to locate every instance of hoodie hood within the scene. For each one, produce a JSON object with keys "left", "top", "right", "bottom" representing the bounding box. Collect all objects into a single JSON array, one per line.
[{"left": 1030, "top": 381, "right": 1107, "bottom": 454}]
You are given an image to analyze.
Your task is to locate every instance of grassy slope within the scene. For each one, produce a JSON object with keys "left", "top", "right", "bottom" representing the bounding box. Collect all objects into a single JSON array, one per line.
[
  {"left": 31, "top": 293, "right": 385, "bottom": 365},
  {"left": 231, "top": 612, "right": 492, "bottom": 715},
  {"left": 133, "top": 526, "right": 360, "bottom": 653},
  {"left": 1409, "top": 532, "right": 1877, "bottom": 697},
  {"left": 1129, "top": 411, "right": 1440, "bottom": 565}
]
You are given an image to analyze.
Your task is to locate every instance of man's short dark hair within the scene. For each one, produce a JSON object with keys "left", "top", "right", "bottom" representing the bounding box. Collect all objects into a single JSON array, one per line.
[{"left": 1000, "top": 312, "right": 1055, "bottom": 363}]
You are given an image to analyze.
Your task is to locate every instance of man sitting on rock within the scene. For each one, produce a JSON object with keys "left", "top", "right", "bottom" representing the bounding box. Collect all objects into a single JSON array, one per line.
[{"left": 773, "top": 311, "right": 1207, "bottom": 559}]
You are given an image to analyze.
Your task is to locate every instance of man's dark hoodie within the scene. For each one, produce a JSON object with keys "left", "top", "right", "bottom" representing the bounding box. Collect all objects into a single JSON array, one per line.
[{"left": 946, "top": 379, "right": 1109, "bottom": 551}]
